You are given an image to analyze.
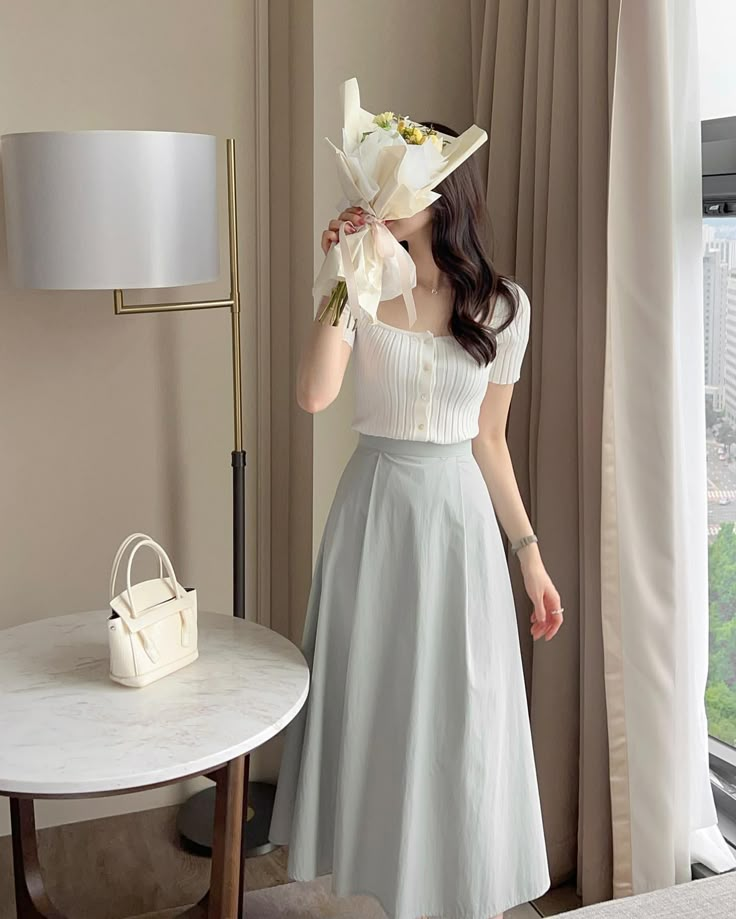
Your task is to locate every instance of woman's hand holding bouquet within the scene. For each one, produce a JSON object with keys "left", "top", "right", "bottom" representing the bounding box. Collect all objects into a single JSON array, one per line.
[
  {"left": 321, "top": 205, "right": 366, "bottom": 257},
  {"left": 313, "top": 78, "right": 488, "bottom": 332}
]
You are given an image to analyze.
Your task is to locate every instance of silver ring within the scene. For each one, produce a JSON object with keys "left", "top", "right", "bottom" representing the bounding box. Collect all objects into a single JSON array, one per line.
[{"left": 531, "top": 607, "right": 564, "bottom": 622}]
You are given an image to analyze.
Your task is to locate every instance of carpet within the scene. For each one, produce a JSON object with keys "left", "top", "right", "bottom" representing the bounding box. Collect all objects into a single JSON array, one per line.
[
  {"left": 136, "top": 876, "right": 540, "bottom": 919},
  {"left": 132, "top": 876, "right": 389, "bottom": 919}
]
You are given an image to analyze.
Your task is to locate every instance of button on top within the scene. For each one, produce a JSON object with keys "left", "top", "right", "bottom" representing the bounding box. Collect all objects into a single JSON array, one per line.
[{"left": 416, "top": 342, "right": 433, "bottom": 434}]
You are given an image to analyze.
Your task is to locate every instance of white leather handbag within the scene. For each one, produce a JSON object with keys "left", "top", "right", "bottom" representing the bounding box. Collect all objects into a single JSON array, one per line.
[{"left": 108, "top": 533, "right": 198, "bottom": 688}]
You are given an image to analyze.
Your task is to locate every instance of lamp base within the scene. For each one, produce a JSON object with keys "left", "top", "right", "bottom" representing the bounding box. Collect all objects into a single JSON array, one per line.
[{"left": 177, "top": 781, "right": 278, "bottom": 858}]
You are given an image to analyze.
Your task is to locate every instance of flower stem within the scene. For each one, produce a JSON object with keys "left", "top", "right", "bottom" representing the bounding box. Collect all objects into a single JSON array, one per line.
[{"left": 317, "top": 280, "right": 348, "bottom": 327}]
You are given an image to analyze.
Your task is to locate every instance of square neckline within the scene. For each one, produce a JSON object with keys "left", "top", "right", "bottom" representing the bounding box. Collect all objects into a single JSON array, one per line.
[
  {"left": 361, "top": 283, "right": 518, "bottom": 341},
  {"left": 370, "top": 315, "right": 455, "bottom": 340}
]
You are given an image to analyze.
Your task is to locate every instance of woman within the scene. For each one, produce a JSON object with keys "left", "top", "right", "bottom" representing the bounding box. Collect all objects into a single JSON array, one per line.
[{"left": 268, "top": 122, "right": 563, "bottom": 919}]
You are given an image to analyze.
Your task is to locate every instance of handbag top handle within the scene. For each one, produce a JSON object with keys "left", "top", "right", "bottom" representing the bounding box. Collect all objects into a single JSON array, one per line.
[
  {"left": 125, "top": 538, "right": 185, "bottom": 617},
  {"left": 110, "top": 533, "right": 163, "bottom": 600}
]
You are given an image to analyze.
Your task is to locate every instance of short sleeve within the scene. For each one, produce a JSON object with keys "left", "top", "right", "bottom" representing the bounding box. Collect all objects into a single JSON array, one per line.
[
  {"left": 487, "top": 282, "right": 531, "bottom": 384},
  {"left": 340, "top": 302, "right": 358, "bottom": 349}
]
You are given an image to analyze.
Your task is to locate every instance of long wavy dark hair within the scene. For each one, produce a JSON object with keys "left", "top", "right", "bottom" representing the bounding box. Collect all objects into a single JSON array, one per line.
[{"left": 405, "top": 119, "right": 520, "bottom": 366}]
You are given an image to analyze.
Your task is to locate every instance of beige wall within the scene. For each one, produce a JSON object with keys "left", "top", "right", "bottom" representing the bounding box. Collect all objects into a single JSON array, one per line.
[
  {"left": 0, "top": 0, "right": 260, "bottom": 835},
  {"left": 311, "top": 0, "right": 474, "bottom": 549}
]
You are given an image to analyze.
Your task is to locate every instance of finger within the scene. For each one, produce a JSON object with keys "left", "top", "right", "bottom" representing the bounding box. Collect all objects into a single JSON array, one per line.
[
  {"left": 340, "top": 209, "right": 366, "bottom": 225},
  {"left": 542, "top": 584, "right": 563, "bottom": 637},
  {"left": 544, "top": 619, "right": 563, "bottom": 641},
  {"left": 530, "top": 608, "right": 546, "bottom": 637},
  {"left": 331, "top": 210, "right": 361, "bottom": 226},
  {"left": 321, "top": 230, "right": 338, "bottom": 254},
  {"left": 537, "top": 589, "right": 559, "bottom": 629},
  {"left": 532, "top": 607, "right": 554, "bottom": 639},
  {"left": 547, "top": 593, "right": 562, "bottom": 614},
  {"left": 530, "top": 618, "right": 547, "bottom": 639},
  {"left": 550, "top": 611, "right": 564, "bottom": 629},
  {"left": 329, "top": 216, "right": 357, "bottom": 231},
  {"left": 544, "top": 611, "right": 564, "bottom": 638}
]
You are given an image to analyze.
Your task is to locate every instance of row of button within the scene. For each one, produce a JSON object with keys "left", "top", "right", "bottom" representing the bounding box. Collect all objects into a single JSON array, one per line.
[{"left": 415, "top": 339, "right": 434, "bottom": 433}]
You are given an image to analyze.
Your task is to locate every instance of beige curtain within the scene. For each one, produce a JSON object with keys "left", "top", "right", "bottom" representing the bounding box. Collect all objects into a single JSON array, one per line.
[
  {"left": 470, "top": 0, "right": 621, "bottom": 906},
  {"left": 268, "top": 0, "right": 316, "bottom": 647},
  {"left": 604, "top": 0, "right": 735, "bottom": 889}
]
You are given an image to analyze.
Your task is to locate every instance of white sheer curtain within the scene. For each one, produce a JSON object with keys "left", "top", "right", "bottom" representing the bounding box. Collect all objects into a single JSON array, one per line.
[{"left": 603, "top": 0, "right": 736, "bottom": 891}]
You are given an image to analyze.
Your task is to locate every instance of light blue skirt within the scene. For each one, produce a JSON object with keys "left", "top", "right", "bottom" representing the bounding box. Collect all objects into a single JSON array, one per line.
[{"left": 268, "top": 433, "right": 551, "bottom": 919}]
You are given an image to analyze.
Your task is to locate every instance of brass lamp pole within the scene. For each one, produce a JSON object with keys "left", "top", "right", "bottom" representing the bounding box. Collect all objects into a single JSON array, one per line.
[{"left": 113, "top": 138, "right": 246, "bottom": 622}]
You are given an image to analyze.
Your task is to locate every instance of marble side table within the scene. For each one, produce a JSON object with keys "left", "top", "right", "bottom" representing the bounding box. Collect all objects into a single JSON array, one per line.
[{"left": 0, "top": 610, "right": 310, "bottom": 919}]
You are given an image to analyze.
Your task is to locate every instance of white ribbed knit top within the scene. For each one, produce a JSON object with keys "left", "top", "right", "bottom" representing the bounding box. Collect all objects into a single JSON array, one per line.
[{"left": 339, "top": 281, "right": 531, "bottom": 444}]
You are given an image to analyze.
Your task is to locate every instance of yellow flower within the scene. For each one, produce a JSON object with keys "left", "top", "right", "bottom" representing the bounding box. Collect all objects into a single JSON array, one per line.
[
  {"left": 373, "top": 111, "right": 396, "bottom": 129},
  {"left": 373, "top": 113, "right": 444, "bottom": 146}
]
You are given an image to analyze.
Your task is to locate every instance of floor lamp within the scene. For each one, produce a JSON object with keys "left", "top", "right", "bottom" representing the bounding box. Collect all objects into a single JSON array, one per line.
[{"left": 1, "top": 129, "right": 262, "bottom": 854}]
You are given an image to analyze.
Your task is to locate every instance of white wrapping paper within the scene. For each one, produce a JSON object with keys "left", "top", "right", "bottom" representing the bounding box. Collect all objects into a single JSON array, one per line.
[{"left": 313, "top": 77, "right": 488, "bottom": 328}]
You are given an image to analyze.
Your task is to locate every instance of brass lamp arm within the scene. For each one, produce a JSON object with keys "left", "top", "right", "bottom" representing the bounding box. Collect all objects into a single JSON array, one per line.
[{"left": 113, "top": 293, "right": 235, "bottom": 314}]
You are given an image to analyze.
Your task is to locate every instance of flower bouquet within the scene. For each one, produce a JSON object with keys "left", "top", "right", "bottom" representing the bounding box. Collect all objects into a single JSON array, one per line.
[{"left": 314, "top": 77, "right": 488, "bottom": 331}]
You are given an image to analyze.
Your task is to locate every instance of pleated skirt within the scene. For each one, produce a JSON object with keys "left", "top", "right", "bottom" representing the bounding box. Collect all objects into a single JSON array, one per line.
[{"left": 268, "top": 433, "right": 551, "bottom": 919}]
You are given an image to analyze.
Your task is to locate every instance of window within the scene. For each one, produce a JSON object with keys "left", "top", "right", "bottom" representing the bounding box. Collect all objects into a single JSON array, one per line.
[
  {"left": 703, "top": 214, "right": 736, "bottom": 750},
  {"left": 699, "top": 0, "right": 736, "bottom": 774},
  {"left": 698, "top": 1, "right": 736, "bottom": 860}
]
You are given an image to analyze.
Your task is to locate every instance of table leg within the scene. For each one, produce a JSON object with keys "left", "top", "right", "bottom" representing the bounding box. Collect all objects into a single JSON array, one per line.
[
  {"left": 237, "top": 753, "right": 251, "bottom": 919},
  {"left": 207, "top": 754, "right": 246, "bottom": 919},
  {"left": 9, "top": 756, "right": 252, "bottom": 919},
  {"left": 9, "top": 797, "right": 66, "bottom": 919}
]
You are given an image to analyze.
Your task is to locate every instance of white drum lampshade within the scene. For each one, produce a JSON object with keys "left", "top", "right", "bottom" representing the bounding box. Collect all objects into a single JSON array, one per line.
[{"left": 1, "top": 130, "right": 219, "bottom": 290}]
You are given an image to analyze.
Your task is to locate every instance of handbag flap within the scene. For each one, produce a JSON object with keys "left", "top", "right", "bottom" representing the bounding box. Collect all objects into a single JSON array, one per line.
[{"left": 110, "top": 579, "right": 196, "bottom": 633}]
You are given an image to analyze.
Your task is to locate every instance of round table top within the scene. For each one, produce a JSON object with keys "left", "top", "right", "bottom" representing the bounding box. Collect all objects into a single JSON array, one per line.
[{"left": 0, "top": 610, "right": 309, "bottom": 797}]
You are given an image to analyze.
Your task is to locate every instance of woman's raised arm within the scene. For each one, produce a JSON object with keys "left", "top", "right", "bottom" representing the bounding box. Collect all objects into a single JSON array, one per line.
[{"left": 296, "top": 206, "right": 364, "bottom": 413}]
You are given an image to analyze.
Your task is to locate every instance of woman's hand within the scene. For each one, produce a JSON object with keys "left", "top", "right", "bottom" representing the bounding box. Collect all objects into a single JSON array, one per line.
[
  {"left": 298, "top": 207, "right": 365, "bottom": 413},
  {"left": 321, "top": 205, "right": 366, "bottom": 255},
  {"left": 519, "top": 552, "right": 564, "bottom": 642}
]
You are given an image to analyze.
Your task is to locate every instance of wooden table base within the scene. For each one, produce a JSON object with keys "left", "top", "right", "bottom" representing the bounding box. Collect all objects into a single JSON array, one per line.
[{"left": 9, "top": 754, "right": 251, "bottom": 919}]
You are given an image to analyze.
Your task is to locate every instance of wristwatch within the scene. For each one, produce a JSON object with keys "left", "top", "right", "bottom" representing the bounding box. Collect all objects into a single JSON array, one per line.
[{"left": 510, "top": 533, "right": 538, "bottom": 555}]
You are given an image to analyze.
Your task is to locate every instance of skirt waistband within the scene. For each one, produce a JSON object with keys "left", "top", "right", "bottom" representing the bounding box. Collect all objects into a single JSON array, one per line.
[{"left": 356, "top": 432, "right": 473, "bottom": 457}]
